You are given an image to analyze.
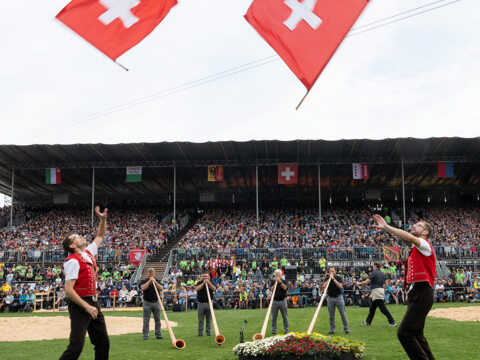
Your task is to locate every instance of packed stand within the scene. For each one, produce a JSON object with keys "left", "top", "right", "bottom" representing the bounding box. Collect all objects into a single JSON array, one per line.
[
  {"left": 0, "top": 261, "right": 140, "bottom": 312},
  {"left": 0, "top": 206, "right": 180, "bottom": 261}
]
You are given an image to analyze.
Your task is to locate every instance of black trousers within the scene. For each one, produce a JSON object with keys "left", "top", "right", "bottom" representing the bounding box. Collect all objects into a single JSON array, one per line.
[
  {"left": 397, "top": 282, "right": 435, "bottom": 360},
  {"left": 365, "top": 299, "right": 395, "bottom": 324},
  {"left": 59, "top": 298, "right": 109, "bottom": 360}
]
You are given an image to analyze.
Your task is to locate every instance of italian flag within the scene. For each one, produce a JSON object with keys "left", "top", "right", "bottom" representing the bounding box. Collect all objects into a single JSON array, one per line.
[
  {"left": 126, "top": 166, "right": 142, "bottom": 182},
  {"left": 46, "top": 168, "right": 61, "bottom": 184}
]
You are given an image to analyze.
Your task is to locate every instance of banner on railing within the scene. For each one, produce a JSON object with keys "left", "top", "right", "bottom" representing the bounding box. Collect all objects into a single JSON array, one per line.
[
  {"left": 129, "top": 250, "right": 146, "bottom": 266},
  {"left": 383, "top": 247, "right": 400, "bottom": 261}
]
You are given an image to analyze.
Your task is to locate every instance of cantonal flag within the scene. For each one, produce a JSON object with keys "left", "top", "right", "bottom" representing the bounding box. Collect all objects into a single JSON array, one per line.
[
  {"left": 46, "top": 168, "right": 61, "bottom": 184},
  {"left": 126, "top": 166, "right": 142, "bottom": 182}
]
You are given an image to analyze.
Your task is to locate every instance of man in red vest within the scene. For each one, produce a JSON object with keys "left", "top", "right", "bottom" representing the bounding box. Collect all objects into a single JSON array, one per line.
[
  {"left": 60, "top": 206, "right": 109, "bottom": 360},
  {"left": 373, "top": 214, "right": 435, "bottom": 360}
]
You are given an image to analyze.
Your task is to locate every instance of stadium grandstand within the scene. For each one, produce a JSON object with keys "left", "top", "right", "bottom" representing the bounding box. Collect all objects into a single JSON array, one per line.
[{"left": 1, "top": 137, "right": 480, "bottom": 311}]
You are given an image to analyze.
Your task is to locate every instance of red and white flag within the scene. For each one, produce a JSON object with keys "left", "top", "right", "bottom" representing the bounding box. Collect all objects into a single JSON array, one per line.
[
  {"left": 56, "top": 0, "right": 177, "bottom": 60},
  {"left": 244, "top": 0, "right": 369, "bottom": 89},
  {"left": 352, "top": 163, "right": 369, "bottom": 179},
  {"left": 278, "top": 163, "right": 298, "bottom": 184},
  {"left": 129, "top": 249, "right": 145, "bottom": 266}
]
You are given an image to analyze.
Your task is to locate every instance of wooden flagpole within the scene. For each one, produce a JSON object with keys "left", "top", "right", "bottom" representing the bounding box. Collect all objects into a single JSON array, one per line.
[{"left": 113, "top": 60, "right": 129, "bottom": 71}]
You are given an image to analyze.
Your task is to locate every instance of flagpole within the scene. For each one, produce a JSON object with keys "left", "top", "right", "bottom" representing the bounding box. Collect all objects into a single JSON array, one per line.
[
  {"left": 296, "top": 90, "right": 311, "bottom": 110},
  {"left": 10, "top": 169, "right": 14, "bottom": 228},
  {"left": 318, "top": 165, "right": 321, "bottom": 226},
  {"left": 401, "top": 161, "right": 406, "bottom": 230},
  {"left": 173, "top": 167, "right": 176, "bottom": 222},
  {"left": 91, "top": 167, "right": 95, "bottom": 228},
  {"left": 256, "top": 166, "right": 259, "bottom": 226},
  {"left": 113, "top": 60, "right": 129, "bottom": 71}
]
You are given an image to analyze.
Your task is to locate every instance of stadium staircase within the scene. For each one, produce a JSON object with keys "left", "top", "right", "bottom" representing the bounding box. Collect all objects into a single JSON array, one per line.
[{"left": 139, "top": 219, "right": 197, "bottom": 281}]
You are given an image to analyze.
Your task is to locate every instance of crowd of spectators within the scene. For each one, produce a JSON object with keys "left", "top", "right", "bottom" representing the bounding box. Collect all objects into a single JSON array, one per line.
[
  {"left": 164, "top": 258, "right": 480, "bottom": 311},
  {"left": 0, "top": 261, "right": 139, "bottom": 312},
  {"left": 176, "top": 206, "right": 480, "bottom": 253},
  {"left": 0, "top": 206, "right": 180, "bottom": 258}
]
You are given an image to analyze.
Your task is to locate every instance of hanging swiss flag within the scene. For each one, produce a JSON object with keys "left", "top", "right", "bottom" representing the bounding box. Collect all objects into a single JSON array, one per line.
[
  {"left": 56, "top": 0, "right": 177, "bottom": 60},
  {"left": 129, "top": 249, "right": 146, "bottom": 266},
  {"left": 278, "top": 163, "right": 298, "bottom": 184},
  {"left": 352, "top": 163, "right": 369, "bottom": 179},
  {"left": 244, "top": 0, "right": 369, "bottom": 90}
]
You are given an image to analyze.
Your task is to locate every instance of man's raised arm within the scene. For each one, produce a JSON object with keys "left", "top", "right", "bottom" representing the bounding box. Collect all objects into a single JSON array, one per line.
[
  {"left": 93, "top": 206, "right": 108, "bottom": 249},
  {"left": 373, "top": 214, "right": 421, "bottom": 247}
]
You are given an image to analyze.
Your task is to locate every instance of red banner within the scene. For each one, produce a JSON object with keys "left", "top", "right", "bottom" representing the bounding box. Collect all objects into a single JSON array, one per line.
[{"left": 129, "top": 249, "right": 145, "bottom": 266}]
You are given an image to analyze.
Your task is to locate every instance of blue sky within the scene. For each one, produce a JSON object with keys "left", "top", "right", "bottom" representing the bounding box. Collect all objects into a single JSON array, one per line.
[{"left": 0, "top": 0, "right": 478, "bottom": 146}]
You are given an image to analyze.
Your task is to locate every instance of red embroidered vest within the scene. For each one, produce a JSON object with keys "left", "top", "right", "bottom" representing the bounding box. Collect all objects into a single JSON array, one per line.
[
  {"left": 404, "top": 239, "right": 436, "bottom": 288},
  {"left": 65, "top": 250, "right": 99, "bottom": 297}
]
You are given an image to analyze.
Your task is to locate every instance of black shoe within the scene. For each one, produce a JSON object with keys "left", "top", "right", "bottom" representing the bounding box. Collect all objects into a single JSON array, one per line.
[
  {"left": 328, "top": 331, "right": 335, "bottom": 335},
  {"left": 156, "top": 336, "right": 163, "bottom": 339},
  {"left": 143, "top": 337, "right": 149, "bottom": 340},
  {"left": 345, "top": 330, "right": 350, "bottom": 334}
]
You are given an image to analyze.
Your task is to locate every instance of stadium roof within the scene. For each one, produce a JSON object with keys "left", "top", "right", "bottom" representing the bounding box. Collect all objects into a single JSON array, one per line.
[{"left": 1, "top": 137, "right": 479, "bottom": 203}]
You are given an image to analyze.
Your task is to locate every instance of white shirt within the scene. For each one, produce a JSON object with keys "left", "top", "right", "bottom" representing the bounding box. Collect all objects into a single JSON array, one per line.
[
  {"left": 64, "top": 243, "right": 98, "bottom": 287},
  {"left": 415, "top": 238, "right": 432, "bottom": 257}
]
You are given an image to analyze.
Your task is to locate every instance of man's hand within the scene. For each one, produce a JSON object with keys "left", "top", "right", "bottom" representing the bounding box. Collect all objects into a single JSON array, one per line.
[
  {"left": 93, "top": 206, "right": 108, "bottom": 248},
  {"left": 95, "top": 206, "right": 108, "bottom": 221},
  {"left": 85, "top": 304, "right": 98, "bottom": 319},
  {"left": 373, "top": 214, "right": 387, "bottom": 231}
]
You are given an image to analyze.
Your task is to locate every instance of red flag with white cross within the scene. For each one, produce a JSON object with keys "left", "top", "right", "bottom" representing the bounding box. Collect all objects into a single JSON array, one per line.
[
  {"left": 278, "top": 164, "right": 298, "bottom": 184},
  {"left": 56, "top": 0, "right": 177, "bottom": 60},
  {"left": 244, "top": 0, "right": 369, "bottom": 90}
]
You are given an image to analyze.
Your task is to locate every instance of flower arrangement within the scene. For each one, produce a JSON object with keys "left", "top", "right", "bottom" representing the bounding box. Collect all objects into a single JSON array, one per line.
[{"left": 233, "top": 332, "right": 365, "bottom": 360}]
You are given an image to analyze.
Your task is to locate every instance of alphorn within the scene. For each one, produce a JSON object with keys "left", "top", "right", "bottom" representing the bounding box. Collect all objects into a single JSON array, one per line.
[
  {"left": 205, "top": 282, "right": 225, "bottom": 346},
  {"left": 253, "top": 281, "right": 278, "bottom": 341},
  {"left": 153, "top": 281, "right": 186, "bottom": 349},
  {"left": 307, "top": 277, "right": 331, "bottom": 334}
]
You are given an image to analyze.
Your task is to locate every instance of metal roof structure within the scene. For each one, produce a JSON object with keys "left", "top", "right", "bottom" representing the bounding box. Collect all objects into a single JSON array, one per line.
[{"left": 0, "top": 137, "right": 479, "bottom": 204}]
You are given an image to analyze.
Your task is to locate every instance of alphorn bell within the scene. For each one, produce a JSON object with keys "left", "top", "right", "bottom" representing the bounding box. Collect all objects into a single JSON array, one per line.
[
  {"left": 153, "top": 281, "right": 186, "bottom": 350},
  {"left": 307, "top": 277, "right": 331, "bottom": 334},
  {"left": 205, "top": 282, "right": 225, "bottom": 346},
  {"left": 253, "top": 281, "right": 278, "bottom": 341}
]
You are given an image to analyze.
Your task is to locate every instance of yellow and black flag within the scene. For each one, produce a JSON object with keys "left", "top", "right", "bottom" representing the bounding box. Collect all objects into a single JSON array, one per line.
[{"left": 208, "top": 166, "right": 224, "bottom": 182}]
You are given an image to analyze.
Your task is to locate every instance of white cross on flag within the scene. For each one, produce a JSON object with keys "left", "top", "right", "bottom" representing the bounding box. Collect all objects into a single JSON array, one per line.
[
  {"left": 278, "top": 163, "right": 298, "bottom": 184},
  {"left": 245, "top": 0, "right": 369, "bottom": 90},
  {"left": 56, "top": 0, "right": 177, "bottom": 60},
  {"left": 352, "top": 163, "right": 369, "bottom": 180}
]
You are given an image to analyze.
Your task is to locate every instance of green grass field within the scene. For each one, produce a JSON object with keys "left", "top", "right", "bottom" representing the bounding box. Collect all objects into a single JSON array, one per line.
[{"left": 1, "top": 303, "right": 478, "bottom": 360}]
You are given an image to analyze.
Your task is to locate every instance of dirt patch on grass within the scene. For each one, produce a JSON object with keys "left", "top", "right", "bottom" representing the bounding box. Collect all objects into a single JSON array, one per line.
[
  {"left": 0, "top": 316, "right": 177, "bottom": 342},
  {"left": 429, "top": 306, "right": 480, "bottom": 322}
]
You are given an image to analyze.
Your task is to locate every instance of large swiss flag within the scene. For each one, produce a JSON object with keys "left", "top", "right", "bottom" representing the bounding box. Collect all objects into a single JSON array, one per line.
[
  {"left": 56, "top": 0, "right": 177, "bottom": 60},
  {"left": 245, "top": 0, "right": 369, "bottom": 89},
  {"left": 278, "top": 164, "right": 298, "bottom": 184}
]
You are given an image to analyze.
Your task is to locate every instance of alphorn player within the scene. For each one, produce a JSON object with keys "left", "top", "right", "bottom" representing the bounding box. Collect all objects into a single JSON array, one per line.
[
  {"left": 195, "top": 270, "right": 216, "bottom": 337},
  {"left": 60, "top": 207, "right": 109, "bottom": 360},
  {"left": 270, "top": 269, "right": 288, "bottom": 335},
  {"left": 139, "top": 268, "right": 163, "bottom": 340},
  {"left": 372, "top": 215, "right": 436, "bottom": 360}
]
